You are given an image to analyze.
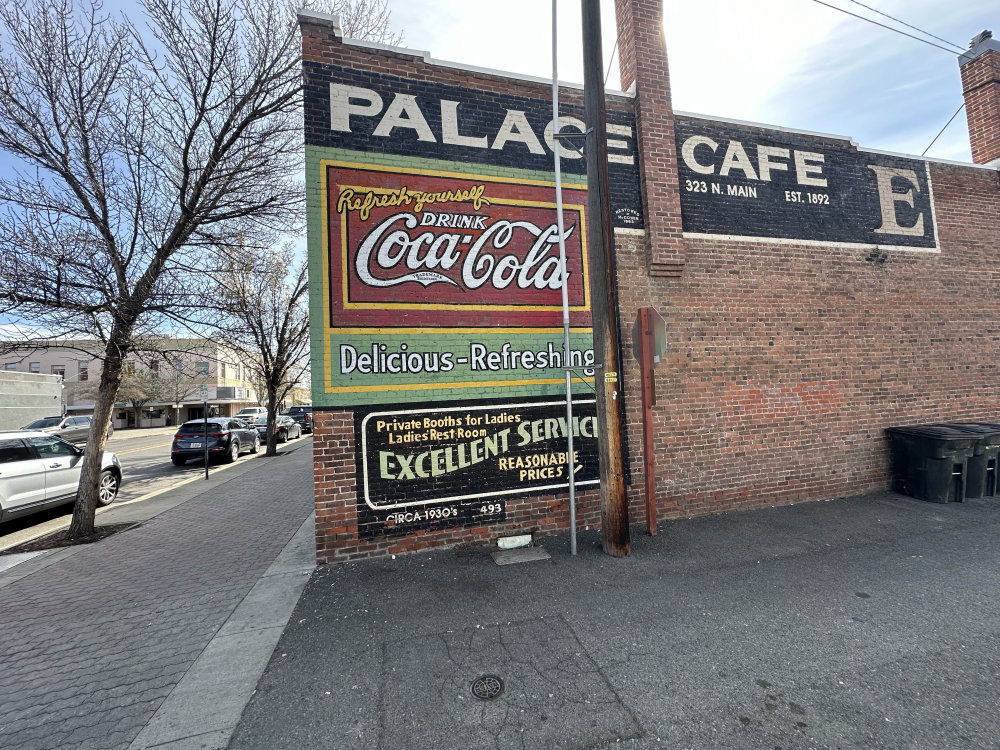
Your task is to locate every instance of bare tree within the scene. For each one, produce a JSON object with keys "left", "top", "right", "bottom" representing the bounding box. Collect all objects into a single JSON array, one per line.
[
  {"left": 207, "top": 244, "right": 309, "bottom": 456},
  {"left": 0, "top": 0, "right": 303, "bottom": 538},
  {"left": 121, "top": 369, "right": 174, "bottom": 427},
  {"left": 68, "top": 364, "right": 171, "bottom": 427},
  {"left": 162, "top": 362, "right": 209, "bottom": 427}
]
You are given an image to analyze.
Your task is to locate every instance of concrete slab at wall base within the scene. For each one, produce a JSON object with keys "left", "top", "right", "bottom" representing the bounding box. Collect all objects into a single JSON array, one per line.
[
  {"left": 496, "top": 533, "right": 532, "bottom": 549},
  {"left": 491, "top": 546, "right": 551, "bottom": 565}
]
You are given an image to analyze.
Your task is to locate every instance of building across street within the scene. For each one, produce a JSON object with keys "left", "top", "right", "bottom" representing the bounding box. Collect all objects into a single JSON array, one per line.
[{"left": 0, "top": 337, "right": 264, "bottom": 428}]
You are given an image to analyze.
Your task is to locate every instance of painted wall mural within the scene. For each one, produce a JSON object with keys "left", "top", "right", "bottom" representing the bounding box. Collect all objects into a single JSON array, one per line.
[
  {"left": 318, "top": 159, "right": 597, "bottom": 406},
  {"left": 301, "top": 56, "right": 627, "bottom": 538},
  {"left": 355, "top": 398, "right": 599, "bottom": 537},
  {"left": 304, "top": 63, "right": 643, "bottom": 228},
  {"left": 676, "top": 115, "right": 939, "bottom": 250}
]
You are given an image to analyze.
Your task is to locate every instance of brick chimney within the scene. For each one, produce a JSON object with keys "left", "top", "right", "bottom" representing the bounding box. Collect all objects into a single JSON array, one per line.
[
  {"left": 959, "top": 30, "right": 1000, "bottom": 166},
  {"left": 614, "top": 0, "right": 685, "bottom": 277}
]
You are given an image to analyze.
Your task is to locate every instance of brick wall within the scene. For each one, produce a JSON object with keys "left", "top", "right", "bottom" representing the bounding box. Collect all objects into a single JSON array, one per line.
[
  {"left": 301, "top": 11, "right": 642, "bottom": 563},
  {"left": 960, "top": 37, "right": 1000, "bottom": 165},
  {"left": 302, "top": 12, "right": 1000, "bottom": 564},
  {"left": 618, "top": 162, "right": 1000, "bottom": 519},
  {"left": 614, "top": 0, "right": 685, "bottom": 276}
]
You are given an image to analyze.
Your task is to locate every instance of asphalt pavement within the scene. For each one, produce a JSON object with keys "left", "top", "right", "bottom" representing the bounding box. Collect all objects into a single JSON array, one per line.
[
  {"left": 232, "top": 492, "right": 1000, "bottom": 750},
  {"left": 4, "top": 446, "right": 1000, "bottom": 750}
]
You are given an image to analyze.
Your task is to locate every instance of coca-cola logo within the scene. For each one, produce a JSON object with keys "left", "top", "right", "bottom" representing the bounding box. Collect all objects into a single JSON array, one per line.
[
  {"left": 326, "top": 164, "right": 591, "bottom": 328},
  {"left": 351, "top": 211, "right": 576, "bottom": 292}
]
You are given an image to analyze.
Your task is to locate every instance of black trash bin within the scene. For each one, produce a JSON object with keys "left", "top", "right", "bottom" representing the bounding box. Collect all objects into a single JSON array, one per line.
[
  {"left": 885, "top": 425, "right": 978, "bottom": 503},
  {"left": 937, "top": 423, "right": 1000, "bottom": 499}
]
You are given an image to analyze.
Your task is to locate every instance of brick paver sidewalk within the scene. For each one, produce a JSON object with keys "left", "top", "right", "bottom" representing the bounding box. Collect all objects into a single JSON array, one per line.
[{"left": 0, "top": 445, "right": 314, "bottom": 750}]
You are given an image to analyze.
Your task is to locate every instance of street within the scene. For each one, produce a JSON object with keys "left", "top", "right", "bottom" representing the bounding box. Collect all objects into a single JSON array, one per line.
[{"left": 0, "top": 426, "right": 309, "bottom": 551}]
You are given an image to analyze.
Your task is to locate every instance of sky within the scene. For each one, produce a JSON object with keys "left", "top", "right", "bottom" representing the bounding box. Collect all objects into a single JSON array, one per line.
[
  {"left": 0, "top": 0, "right": 995, "bottom": 338},
  {"left": 384, "top": 0, "right": 997, "bottom": 163}
]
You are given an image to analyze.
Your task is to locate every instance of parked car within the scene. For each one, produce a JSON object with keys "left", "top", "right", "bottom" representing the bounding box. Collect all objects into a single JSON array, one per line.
[
  {"left": 170, "top": 418, "right": 260, "bottom": 466},
  {"left": 0, "top": 430, "right": 122, "bottom": 523},
  {"left": 21, "top": 415, "right": 114, "bottom": 443},
  {"left": 253, "top": 415, "right": 301, "bottom": 443},
  {"left": 282, "top": 406, "right": 313, "bottom": 434},
  {"left": 235, "top": 407, "right": 267, "bottom": 420}
]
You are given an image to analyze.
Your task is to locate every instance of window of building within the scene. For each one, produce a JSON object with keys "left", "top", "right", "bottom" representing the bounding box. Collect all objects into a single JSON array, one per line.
[
  {"left": 124, "top": 361, "right": 136, "bottom": 376},
  {"left": 79, "top": 361, "right": 89, "bottom": 381},
  {"left": 195, "top": 361, "right": 209, "bottom": 376},
  {"left": 3, "top": 363, "right": 16, "bottom": 371},
  {"left": 220, "top": 363, "right": 227, "bottom": 379},
  {"left": 150, "top": 359, "right": 159, "bottom": 377},
  {"left": 234, "top": 363, "right": 240, "bottom": 380},
  {"left": 51, "top": 365, "right": 65, "bottom": 378},
  {"left": 29, "top": 362, "right": 40, "bottom": 373}
]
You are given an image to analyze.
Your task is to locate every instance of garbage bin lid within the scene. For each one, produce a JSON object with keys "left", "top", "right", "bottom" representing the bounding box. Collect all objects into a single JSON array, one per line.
[
  {"left": 929, "top": 423, "right": 999, "bottom": 436},
  {"left": 885, "top": 424, "right": 976, "bottom": 439},
  {"left": 941, "top": 424, "right": 1000, "bottom": 448}
]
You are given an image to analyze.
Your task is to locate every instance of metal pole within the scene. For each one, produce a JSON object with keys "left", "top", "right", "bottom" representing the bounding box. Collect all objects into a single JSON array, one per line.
[
  {"left": 639, "top": 308, "right": 657, "bottom": 535},
  {"left": 553, "top": 0, "right": 577, "bottom": 556},
  {"left": 582, "top": 0, "right": 630, "bottom": 557},
  {"left": 203, "top": 400, "right": 209, "bottom": 480}
]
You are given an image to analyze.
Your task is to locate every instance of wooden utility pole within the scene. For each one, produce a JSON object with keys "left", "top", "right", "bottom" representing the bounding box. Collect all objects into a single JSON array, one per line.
[{"left": 582, "top": 0, "right": 630, "bottom": 557}]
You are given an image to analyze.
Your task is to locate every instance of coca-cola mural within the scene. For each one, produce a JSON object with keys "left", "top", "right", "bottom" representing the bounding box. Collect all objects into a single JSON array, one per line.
[
  {"left": 326, "top": 161, "right": 591, "bottom": 327},
  {"left": 319, "top": 160, "right": 596, "bottom": 406}
]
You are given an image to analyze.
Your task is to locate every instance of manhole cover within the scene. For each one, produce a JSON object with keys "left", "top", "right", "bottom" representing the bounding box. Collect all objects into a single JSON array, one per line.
[{"left": 471, "top": 674, "right": 504, "bottom": 700}]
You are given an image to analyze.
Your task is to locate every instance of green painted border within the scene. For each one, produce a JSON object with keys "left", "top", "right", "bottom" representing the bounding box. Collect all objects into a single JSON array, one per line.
[{"left": 306, "top": 146, "right": 594, "bottom": 408}]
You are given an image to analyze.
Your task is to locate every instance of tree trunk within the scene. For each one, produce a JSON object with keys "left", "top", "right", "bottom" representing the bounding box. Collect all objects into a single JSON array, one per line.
[
  {"left": 68, "top": 341, "right": 126, "bottom": 539},
  {"left": 265, "top": 381, "right": 279, "bottom": 456}
]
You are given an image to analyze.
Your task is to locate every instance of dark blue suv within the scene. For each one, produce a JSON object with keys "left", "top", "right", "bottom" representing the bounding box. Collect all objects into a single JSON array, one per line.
[{"left": 171, "top": 418, "right": 260, "bottom": 466}]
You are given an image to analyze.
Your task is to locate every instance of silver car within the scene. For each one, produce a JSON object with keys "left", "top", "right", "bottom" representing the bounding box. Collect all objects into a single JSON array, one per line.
[
  {"left": 22, "top": 415, "right": 114, "bottom": 443},
  {"left": 0, "top": 430, "right": 122, "bottom": 523}
]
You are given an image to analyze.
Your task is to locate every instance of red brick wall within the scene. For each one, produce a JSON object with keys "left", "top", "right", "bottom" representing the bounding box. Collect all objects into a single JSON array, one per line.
[
  {"left": 614, "top": 0, "right": 686, "bottom": 276},
  {"left": 960, "top": 46, "right": 1000, "bottom": 165},
  {"left": 303, "top": 13, "right": 635, "bottom": 564},
  {"left": 617, "top": 161, "right": 1000, "bottom": 519},
  {"left": 303, "top": 13, "right": 1000, "bottom": 563}
]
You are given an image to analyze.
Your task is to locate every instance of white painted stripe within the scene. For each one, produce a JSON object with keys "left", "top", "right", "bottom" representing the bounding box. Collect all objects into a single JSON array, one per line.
[{"left": 682, "top": 232, "right": 940, "bottom": 253}]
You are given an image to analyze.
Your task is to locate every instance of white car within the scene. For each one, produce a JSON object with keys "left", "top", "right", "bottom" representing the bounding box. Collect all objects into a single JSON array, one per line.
[
  {"left": 235, "top": 407, "right": 267, "bottom": 420},
  {"left": 0, "top": 430, "right": 122, "bottom": 523}
]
